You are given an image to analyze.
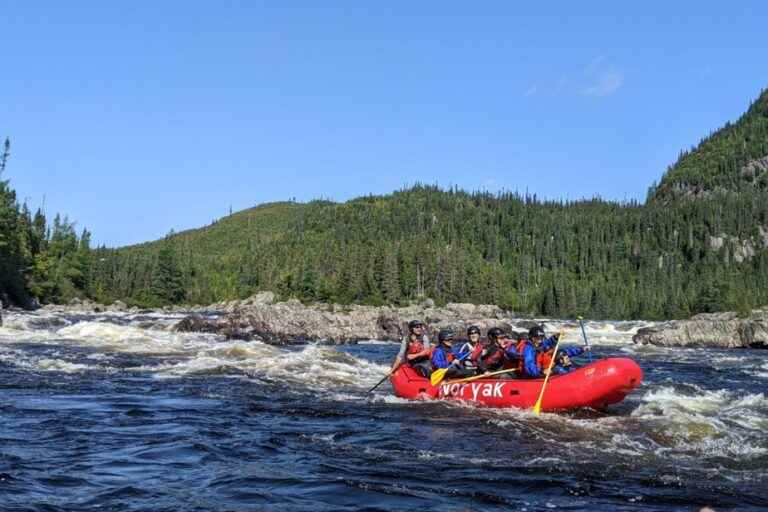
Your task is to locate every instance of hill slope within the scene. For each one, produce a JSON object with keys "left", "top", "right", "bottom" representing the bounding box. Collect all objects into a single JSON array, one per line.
[
  {"left": 88, "top": 89, "right": 768, "bottom": 319},
  {"left": 651, "top": 88, "right": 768, "bottom": 200}
]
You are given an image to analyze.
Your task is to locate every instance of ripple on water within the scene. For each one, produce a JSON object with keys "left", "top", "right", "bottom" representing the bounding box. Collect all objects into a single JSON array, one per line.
[{"left": 1, "top": 310, "right": 767, "bottom": 511}]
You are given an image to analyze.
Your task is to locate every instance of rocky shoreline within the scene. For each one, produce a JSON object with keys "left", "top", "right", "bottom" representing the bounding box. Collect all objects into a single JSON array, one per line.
[
  {"left": 172, "top": 292, "right": 542, "bottom": 344},
  {"left": 632, "top": 310, "right": 768, "bottom": 349},
  {"left": 6, "top": 293, "right": 766, "bottom": 350},
  {"left": 8, "top": 292, "right": 539, "bottom": 344}
]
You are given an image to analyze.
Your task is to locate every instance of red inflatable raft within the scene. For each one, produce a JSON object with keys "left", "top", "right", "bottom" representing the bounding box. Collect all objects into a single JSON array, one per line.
[{"left": 390, "top": 357, "right": 643, "bottom": 412}]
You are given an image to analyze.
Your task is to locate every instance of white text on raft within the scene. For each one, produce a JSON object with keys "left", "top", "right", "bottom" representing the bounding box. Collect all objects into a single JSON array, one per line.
[{"left": 439, "top": 382, "right": 504, "bottom": 400}]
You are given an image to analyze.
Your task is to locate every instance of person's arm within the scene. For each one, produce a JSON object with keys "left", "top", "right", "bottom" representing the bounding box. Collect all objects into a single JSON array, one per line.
[
  {"left": 539, "top": 335, "right": 559, "bottom": 351},
  {"left": 561, "top": 346, "right": 584, "bottom": 358},
  {"left": 392, "top": 336, "right": 408, "bottom": 370},
  {"left": 524, "top": 345, "right": 542, "bottom": 377},
  {"left": 406, "top": 342, "right": 432, "bottom": 362}
]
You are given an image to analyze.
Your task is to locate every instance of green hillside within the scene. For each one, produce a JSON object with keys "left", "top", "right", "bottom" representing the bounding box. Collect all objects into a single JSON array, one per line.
[
  {"left": 85, "top": 88, "right": 768, "bottom": 319},
  {"left": 651, "top": 88, "right": 768, "bottom": 200}
]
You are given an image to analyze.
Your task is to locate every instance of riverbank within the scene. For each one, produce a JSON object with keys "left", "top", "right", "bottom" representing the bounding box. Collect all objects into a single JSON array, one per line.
[{"left": 6, "top": 293, "right": 766, "bottom": 349}]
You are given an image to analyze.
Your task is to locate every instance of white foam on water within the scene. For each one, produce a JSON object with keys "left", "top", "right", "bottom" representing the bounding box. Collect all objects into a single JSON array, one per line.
[
  {"left": 54, "top": 321, "right": 200, "bottom": 354},
  {"left": 632, "top": 385, "right": 768, "bottom": 460},
  {"left": 35, "top": 358, "right": 93, "bottom": 373},
  {"left": 540, "top": 319, "right": 657, "bottom": 346},
  {"left": 0, "top": 326, "right": 53, "bottom": 342},
  {"left": 753, "top": 361, "right": 768, "bottom": 379}
]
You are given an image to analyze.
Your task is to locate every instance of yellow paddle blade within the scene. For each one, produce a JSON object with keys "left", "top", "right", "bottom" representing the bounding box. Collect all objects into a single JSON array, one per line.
[
  {"left": 532, "top": 402, "right": 542, "bottom": 415},
  {"left": 430, "top": 368, "right": 449, "bottom": 386}
]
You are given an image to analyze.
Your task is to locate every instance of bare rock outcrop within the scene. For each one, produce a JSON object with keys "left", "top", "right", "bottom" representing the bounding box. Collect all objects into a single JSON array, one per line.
[
  {"left": 632, "top": 310, "right": 768, "bottom": 349},
  {"left": 173, "top": 294, "right": 532, "bottom": 345}
]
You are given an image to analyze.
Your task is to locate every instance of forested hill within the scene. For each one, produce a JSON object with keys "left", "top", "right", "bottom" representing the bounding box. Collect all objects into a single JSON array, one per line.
[
  {"left": 650, "top": 88, "right": 768, "bottom": 201},
  {"left": 0, "top": 139, "right": 92, "bottom": 308},
  {"left": 14, "top": 87, "right": 768, "bottom": 319}
]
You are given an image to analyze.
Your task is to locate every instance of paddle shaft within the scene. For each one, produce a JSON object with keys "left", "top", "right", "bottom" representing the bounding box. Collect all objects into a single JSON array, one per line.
[
  {"left": 577, "top": 317, "right": 594, "bottom": 362},
  {"left": 444, "top": 367, "right": 516, "bottom": 385},
  {"left": 533, "top": 329, "right": 565, "bottom": 414},
  {"left": 367, "top": 371, "right": 393, "bottom": 393}
]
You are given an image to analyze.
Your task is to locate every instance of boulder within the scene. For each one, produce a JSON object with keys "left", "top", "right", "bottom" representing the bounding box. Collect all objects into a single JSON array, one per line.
[
  {"left": 173, "top": 298, "right": 523, "bottom": 345},
  {"left": 632, "top": 310, "right": 768, "bottom": 349}
]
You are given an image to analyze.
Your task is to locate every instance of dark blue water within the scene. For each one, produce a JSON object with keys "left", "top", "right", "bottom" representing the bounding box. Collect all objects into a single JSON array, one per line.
[{"left": 0, "top": 313, "right": 766, "bottom": 511}]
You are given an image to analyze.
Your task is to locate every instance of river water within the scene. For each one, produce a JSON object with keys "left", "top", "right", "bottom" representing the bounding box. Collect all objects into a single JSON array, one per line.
[{"left": 0, "top": 309, "right": 766, "bottom": 511}]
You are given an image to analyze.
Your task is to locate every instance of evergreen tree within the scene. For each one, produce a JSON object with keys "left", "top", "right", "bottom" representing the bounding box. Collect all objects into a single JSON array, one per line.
[{"left": 150, "top": 243, "right": 185, "bottom": 304}]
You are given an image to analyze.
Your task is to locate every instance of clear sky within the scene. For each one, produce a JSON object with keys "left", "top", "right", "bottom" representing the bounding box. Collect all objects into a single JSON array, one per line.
[{"left": 2, "top": 2, "right": 767, "bottom": 247}]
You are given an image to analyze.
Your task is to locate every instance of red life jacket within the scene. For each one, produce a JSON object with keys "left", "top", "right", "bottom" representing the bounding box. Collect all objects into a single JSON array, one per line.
[
  {"left": 537, "top": 349, "right": 554, "bottom": 372},
  {"left": 481, "top": 343, "right": 505, "bottom": 368},
  {"left": 406, "top": 335, "right": 425, "bottom": 355},
  {"left": 469, "top": 342, "right": 484, "bottom": 364},
  {"left": 515, "top": 340, "right": 530, "bottom": 375}
]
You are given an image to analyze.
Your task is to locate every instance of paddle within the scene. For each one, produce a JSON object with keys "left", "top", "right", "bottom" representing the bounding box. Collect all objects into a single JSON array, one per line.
[
  {"left": 443, "top": 368, "right": 517, "bottom": 385},
  {"left": 429, "top": 350, "right": 472, "bottom": 386},
  {"left": 533, "top": 329, "right": 565, "bottom": 415},
  {"left": 367, "top": 370, "right": 395, "bottom": 393},
  {"left": 576, "top": 316, "right": 593, "bottom": 362}
]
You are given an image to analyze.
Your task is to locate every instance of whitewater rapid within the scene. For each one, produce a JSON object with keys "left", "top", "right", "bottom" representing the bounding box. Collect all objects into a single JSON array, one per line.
[{"left": 1, "top": 308, "right": 766, "bottom": 510}]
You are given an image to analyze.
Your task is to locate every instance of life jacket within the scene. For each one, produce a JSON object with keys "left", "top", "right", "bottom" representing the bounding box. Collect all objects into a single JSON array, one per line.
[
  {"left": 537, "top": 349, "right": 554, "bottom": 372},
  {"left": 469, "top": 342, "right": 484, "bottom": 364},
  {"left": 406, "top": 335, "right": 425, "bottom": 355},
  {"left": 480, "top": 343, "right": 505, "bottom": 368}
]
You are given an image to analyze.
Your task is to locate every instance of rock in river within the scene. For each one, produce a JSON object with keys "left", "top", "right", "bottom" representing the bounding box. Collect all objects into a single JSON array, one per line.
[
  {"left": 632, "top": 310, "right": 768, "bottom": 349},
  {"left": 173, "top": 294, "right": 534, "bottom": 345}
]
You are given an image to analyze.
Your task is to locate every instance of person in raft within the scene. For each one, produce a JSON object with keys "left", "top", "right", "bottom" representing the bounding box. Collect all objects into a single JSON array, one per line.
[
  {"left": 471, "top": 327, "right": 510, "bottom": 374},
  {"left": 540, "top": 342, "right": 588, "bottom": 375},
  {"left": 431, "top": 329, "right": 474, "bottom": 379},
  {"left": 455, "top": 325, "right": 482, "bottom": 371},
  {"left": 550, "top": 348, "right": 585, "bottom": 374},
  {"left": 392, "top": 319, "right": 432, "bottom": 377},
  {"left": 513, "top": 325, "right": 559, "bottom": 378},
  {"left": 515, "top": 325, "right": 589, "bottom": 378}
]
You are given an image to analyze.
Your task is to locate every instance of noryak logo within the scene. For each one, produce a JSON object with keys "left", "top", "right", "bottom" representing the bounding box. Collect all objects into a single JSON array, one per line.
[{"left": 439, "top": 381, "right": 504, "bottom": 400}]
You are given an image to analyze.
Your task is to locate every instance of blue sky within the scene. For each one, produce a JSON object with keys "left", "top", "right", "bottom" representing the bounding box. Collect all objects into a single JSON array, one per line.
[{"left": 2, "top": 2, "right": 767, "bottom": 247}]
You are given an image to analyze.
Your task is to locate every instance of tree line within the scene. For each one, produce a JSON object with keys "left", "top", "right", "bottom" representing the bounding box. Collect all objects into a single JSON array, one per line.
[
  {"left": 3, "top": 88, "right": 768, "bottom": 318},
  {"left": 86, "top": 183, "right": 768, "bottom": 319},
  {"left": 0, "top": 138, "right": 92, "bottom": 307}
]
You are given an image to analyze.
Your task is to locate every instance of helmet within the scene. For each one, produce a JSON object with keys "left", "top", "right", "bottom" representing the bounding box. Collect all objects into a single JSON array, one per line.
[
  {"left": 408, "top": 320, "right": 424, "bottom": 331},
  {"left": 487, "top": 327, "right": 506, "bottom": 341},
  {"left": 467, "top": 325, "right": 481, "bottom": 336},
  {"left": 438, "top": 329, "right": 454, "bottom": 343},
  {"left": 529, "top": 325, "right": 546, "bottom": 339}
]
